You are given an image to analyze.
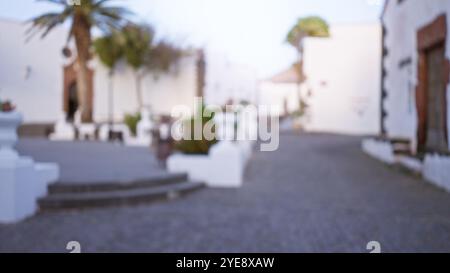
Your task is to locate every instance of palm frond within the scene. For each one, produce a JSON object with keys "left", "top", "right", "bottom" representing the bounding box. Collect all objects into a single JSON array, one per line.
[
  {"left": 93, "top": 33, "right": 123, "bottom": 69},
  {"left": 26, "top": 11, "right": 71, "bottom": 41},
  {"left": 36, "top": 0, "right": 67, "bottom": 5},
  {"left": 92, "top": 0, "right": 112, "bottom": 8},
  {"left": 95, "top": 7, "right": 132, "bottom": 22},
  {"left": 27, "top": 0, "right": 132, "bottom": 43}
]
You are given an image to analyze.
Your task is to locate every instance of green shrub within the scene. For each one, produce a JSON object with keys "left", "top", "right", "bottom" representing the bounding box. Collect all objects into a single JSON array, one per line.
[
  {"left": 124, "top": 112, "right": 141, "bottom": 136},
  {"left": 174, "top": 105, "right": 218, "bottom": 155}
]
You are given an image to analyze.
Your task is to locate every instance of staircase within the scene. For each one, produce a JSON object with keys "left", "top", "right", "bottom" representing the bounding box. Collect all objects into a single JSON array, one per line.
[
  {"left": 38, "top": 173, "right": 205, "bottom": 210},
  {"left": 391, "top": 138, "right": 413, "bottom": 156}
]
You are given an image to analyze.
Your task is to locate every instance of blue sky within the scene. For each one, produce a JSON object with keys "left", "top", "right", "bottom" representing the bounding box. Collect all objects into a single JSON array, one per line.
[{"left": 0, "top": 0, "right": 384, "bottom": 77}]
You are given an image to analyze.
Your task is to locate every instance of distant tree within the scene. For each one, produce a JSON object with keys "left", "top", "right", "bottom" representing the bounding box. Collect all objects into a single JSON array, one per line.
[
  {"left": 95, "top": 24, "right": 183, "bottom": 113},
  {"left": 145, "top": 39, "right": 183, "bottom": 76},
  {"left": 286, "top": 16, "right": 329, "bottom": 115},
  {"left": 93, "top": 32, "right": 123, "bottom": 132},
  {"left": 286, "top": 16, "right": 330, "bottom": 52},
  {"left": 93, "top": 33, "right": 123, "bottom": 73},
  {"left": 121, "top": 24, "right": 154, "bottom": 109},
  {"left": 28, "top": 0, "right": 131, "bottom": 122},
  {"left": 120, "top": 24, "right": 183, "bottom": 110}
]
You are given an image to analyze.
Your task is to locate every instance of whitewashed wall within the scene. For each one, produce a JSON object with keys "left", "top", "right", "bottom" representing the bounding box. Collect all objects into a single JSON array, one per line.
[
  {"left": 257, "top": 82, "right": 298, "bottom": 116},
  {"left": 302, "top": 24, "right": 382, "bottom": 135},
  {"left": 0, "top": 19, "right": 198, "bottom": 123},
  {"left": 0, "top": 19, "right": 66, "bottom": 123},
  {"left": 383, "top": 0, "right": 450, "bottom": 150},
  {"left": 92, "top": 55, "right": 198, "bottom": 122},
  {"left": 0, "top": 19, "right": 259, "bottom": 125},
  {"left": 203, "top": 48, "right": 258, "bottom": 106}
]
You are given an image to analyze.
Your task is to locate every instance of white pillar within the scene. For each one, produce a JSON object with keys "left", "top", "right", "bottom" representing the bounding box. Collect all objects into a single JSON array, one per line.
[
  {"left": 135, "top": 107, "right": 153, "bottom": 146},
  {"left": 0, "top": 112, "right": 59, "bottom": 223}
]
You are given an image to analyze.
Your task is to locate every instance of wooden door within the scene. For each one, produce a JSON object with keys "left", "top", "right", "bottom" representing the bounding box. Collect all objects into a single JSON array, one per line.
[{"left": 425, "top": 44, "right": 447, "bottom": 152}]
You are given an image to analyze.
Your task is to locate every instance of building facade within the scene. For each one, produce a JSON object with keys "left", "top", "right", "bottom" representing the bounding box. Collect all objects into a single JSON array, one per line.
[
  {"left": 367, "top": 0, "right": 450, "bottom": 192},
  {"left": 258, "top": 64, "right": 301, "bottom": 117},
  {"left": 259, "top": 24, "right": 382, "bottom": 135},
  {"left": 0, "top": 19, "right": 257, "bottom": 131},
  {"left": 303, "top": 24, "right": 382, "bottom": 135},
  {"left": 381, "top": 0, "right": 450, "bottom": 154}
]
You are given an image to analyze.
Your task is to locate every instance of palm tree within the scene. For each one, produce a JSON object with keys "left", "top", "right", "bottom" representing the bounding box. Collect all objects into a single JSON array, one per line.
[
  {"left": 286, "top": 16, "right": 329, "bottom": 115},
  {"left": 93, "top": 32, "right": 123, "bottom": 136},
  {"left": 27, "top": 0, "right": 130, "bottom": 122},
  {"left": 121, "top": 24, "right": 154, "bottom": 109}
]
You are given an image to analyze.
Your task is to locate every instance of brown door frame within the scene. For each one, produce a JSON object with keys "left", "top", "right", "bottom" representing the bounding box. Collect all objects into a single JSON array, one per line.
[
  {"left": 63, "top": 62, "right": 94, "bottom": 122},
  {"left": 416, "top": 14, "right": 450, "bottom": 154}
]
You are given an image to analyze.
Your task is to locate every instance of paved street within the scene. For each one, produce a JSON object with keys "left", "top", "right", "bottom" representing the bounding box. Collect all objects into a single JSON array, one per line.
[{"left": 1, "top": 133, "right": 450, "bottom": 252}]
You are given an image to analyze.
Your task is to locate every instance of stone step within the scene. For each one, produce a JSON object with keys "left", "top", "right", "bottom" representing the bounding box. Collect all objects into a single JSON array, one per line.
[
  {"left": 39, "top": 181, "right": 205, "bottom": 210},
  {"left": 392, "top": 140, "right": 412, "bottom": 156},
  {"left": 48, "top": 173, "right": 188, "bottom": 194},
  {"left": 390, "top": 138, "right": 411, "bottom": 145},
  {"left": 393, "top": 147, "right": 412, "bottom": 156}
]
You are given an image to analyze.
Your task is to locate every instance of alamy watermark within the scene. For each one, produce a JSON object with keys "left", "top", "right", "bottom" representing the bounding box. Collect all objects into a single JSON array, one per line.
[
  {"left": 66, "top": 0, "right": 81, "bottom": 6},
  {"left": 366, "top": 241, "right": 381, "bottom": 253},
  {"left": 170, "top": 97, "right": 280, "bottom": 152},
  {"left": 66, "top": 241, "right": 81, "bottom": 253},
  {"left": 66, "top": 241, "right": 381, "bottom": 253}
]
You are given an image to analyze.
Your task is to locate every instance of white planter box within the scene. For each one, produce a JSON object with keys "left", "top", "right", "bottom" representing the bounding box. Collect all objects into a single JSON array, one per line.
[
  {"left": 423, "top": 154, "right": 450, "bottom": 192},
  {"left": 167, "top": 141, "right": 250, "bottom": 188},
  {"left": 49, "top": 113, "right": 75, "bottom": 141},
  {"left": 0, "top": 111, "right": 22, "bottom": 151},
  {"left": 34, "top": 162, "right": 60, "bottom": 198}
]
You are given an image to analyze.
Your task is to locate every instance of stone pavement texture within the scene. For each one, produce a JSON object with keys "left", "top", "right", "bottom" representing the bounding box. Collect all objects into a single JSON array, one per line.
[
  {"left": 16, "top": 139, "right": 166, "bottom": 183},
  {"left": 1, "top": 133, "right": 450, "bottom": 252}
]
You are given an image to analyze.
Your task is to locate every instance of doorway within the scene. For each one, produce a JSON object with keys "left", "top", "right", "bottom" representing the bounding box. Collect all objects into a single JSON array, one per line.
[
  {"left": 67, "top": 81, "right": 79, "bottom": 122},
  {"left": 63, "top": 62, "right": 94, "bottom": 123},
  {"left": 416, "top": 14, "right": 449, "bottom": 154}
]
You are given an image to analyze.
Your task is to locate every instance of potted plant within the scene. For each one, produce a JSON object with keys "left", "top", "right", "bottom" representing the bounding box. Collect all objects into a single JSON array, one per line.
[
  {"left": 0, "top": 100, "right": 15, "bottom": 112},
  {"left": 0, "top": 100, "right": 22, "bottom": 154}
]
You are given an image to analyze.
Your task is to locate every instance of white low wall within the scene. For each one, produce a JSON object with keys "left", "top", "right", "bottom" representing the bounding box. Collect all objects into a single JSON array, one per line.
[
  {"left": 0, "top": 156, "right": 37, "bottom": 223},
  {"left": 167, "top": 141, "right": 253, "bottom": 188},
  {"left": 423, "top": 154, "right": 450, "bottom": 192},
  {"left": 35, "top": 162, "right": 60, "bottom": 198},
  {"left": 0, "top": 158, "right": 59, "bottom": 224},
  {"left": 362, "top": 138, "right": 396, "bottom": 164},
  {"left": 363, "top": 138, "right": 450, "bottom": 193}
]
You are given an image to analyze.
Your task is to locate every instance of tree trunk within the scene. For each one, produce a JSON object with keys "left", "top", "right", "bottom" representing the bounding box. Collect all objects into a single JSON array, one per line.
[
  {"left": 72, "top": 13, "right": 92, "bottom": 123},
  {"left": 135, "top": 72, "right": 143, "bottom": 110},
  {"left": 76, "top": 58, "right": 90, "bottom": 122},
  {"left": 108, "top": 70, "right": 114, "bottom": 126},
  {"left": 296, "top": 46, "right": 305, "bottom": 114}
]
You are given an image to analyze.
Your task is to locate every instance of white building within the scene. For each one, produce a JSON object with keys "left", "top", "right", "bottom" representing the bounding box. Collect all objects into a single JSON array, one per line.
[
  {"left": 0, "top": 19, "right": 257, "bottom": 134},
  {"left": 0, "top": 18, "right": 67, "bottom": 124},
  {"left": 381, "top": 0, "right": 450, "bottom": 154},
  {"left": 363, "top": 0, "right": 450, "bottom": 192},
  {"left": 259, "top": 24, "right": 382, "bottom": 135},
  {"left": 303, "top": 24, "right": 382, "bottom": 135},
  {"left": 203, "top": 49, "right": 258, "bottom": 106},
  {"left": 258, "top": 64, "right": 301, "bottom": 116}
]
